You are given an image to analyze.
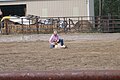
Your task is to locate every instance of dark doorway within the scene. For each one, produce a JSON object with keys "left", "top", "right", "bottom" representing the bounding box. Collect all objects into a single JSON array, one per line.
[{"left": 0, "top": 4, "right": 26, "bottom": 17}]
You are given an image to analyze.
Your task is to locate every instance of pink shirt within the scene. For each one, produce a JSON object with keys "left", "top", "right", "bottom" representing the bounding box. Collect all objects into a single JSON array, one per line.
[{"left": 49, "top": 34, "right": 59, "bottom": 44}]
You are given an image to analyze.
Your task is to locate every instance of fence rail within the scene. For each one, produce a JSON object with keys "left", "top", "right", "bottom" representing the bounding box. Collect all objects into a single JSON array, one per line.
[
  {"left": 0, "top": 15, "right": 120, "bottom": 34},
  {"left": 0, "top": 70, "right": 120, "bottom": 80}
]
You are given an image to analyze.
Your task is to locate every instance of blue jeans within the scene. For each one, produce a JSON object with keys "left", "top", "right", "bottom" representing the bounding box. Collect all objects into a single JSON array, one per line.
[{"left": 50, "top": 39, "right": 64, "bottom": 48}]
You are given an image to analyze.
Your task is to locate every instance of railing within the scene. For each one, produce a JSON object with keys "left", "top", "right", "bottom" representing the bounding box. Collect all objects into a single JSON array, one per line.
[
  {"left": 0, "top": 70, "right": 120, "bottom": 80},
  {"left": 0, "top": 15, "right": 120, "bottom": 34},
  {"left": 95, "top": 15, "right": 120, "bottom": 32}
]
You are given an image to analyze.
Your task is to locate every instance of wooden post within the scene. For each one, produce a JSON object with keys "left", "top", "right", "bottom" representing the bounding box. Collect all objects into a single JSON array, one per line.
[
  {"left": 36, "top": 18, "right": 39, "bottom": 34},
  {"left": 5, "top": 19, "right": 9, "bottom": 35}
]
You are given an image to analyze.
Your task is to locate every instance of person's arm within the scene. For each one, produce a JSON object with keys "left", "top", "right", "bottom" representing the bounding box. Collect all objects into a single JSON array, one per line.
[
  {"left": 49, "top": 34, "right": 55, "bottom": 45},
  {"left": 56, "top": 34, "right": 60, "bottom": 42}
]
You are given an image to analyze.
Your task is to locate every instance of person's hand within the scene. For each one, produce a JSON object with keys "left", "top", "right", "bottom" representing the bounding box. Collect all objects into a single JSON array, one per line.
[
  {"left": 54, "top": 40, "right": 58, "bottom": 43},
  {"left": 57, "top": 40, "right": 59, "bottom": 43},
  {"left": 55, "top": 42, "right": 58, "bottom": 45}
]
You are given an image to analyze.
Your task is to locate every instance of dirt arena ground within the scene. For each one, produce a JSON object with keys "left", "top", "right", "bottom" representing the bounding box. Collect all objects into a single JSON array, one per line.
[{"left": 0, "top": 33, "right": 120, "bottom": 71}]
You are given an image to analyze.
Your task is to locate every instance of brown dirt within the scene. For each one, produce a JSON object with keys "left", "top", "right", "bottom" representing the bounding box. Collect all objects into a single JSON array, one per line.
[{"left": 0, "top": 39, "right": 120, "bottom": 71}]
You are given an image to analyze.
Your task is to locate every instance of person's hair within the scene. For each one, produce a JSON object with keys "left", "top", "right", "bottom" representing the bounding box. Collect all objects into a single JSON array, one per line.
[{"left": 53, "top": 30, "right": 57, "bottom": 34}]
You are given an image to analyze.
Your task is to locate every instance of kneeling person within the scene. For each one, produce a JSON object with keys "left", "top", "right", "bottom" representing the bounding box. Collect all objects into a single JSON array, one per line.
[{"left": 49, "top": 30, "right": 66, "bottom": 49}]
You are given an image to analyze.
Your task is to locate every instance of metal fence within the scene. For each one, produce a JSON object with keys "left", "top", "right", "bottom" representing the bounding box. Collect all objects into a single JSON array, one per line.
[
  {"left": 0, "top": 15, "right": 120, "bottom": 34},
  {"left": 95, "top": 15, "right": 120, "bottom": 33},
  {"left": 0, "top": 70, "right": 120, "bottom": 80}
]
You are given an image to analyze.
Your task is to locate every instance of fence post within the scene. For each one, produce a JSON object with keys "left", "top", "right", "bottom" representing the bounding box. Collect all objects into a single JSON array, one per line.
[
  {"left": 68, "top": 18, "right": 71, "bottom": 31},
  {"left": 29, "top": 18, "right": 31, "bottom": 33},
  {"left": 36, "top": 17, "right": 39, "bottom": 34},
  {"left": 80, "top": 17, "right": 83, "bottom": 32},
  {"left": 5, "top": 19, "right": 9, "bottom": 35},
  {"left": 107, "top": 18, "right": 109, "bottom": 32},
  {"left": 63, "top": 17, "right": 66, "bottom": 33},
  {"left": 21, "top": 18, "right": 24, "bottom": 34},
  {"left": 112, "top": 18, "right": 115, "bottom": 32},
  {"left": 97, "top": 16, "right": 102, "bottom": 32}
]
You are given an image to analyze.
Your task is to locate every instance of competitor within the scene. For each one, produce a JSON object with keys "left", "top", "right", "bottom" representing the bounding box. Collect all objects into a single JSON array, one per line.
[{"left": 49, "top": 30, "right": 67, "bottom": 49}]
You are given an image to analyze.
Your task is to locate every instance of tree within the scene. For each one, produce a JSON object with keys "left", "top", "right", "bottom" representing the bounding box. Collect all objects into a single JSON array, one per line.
[{"left": 94, "top": 0, "right": 120, "bottom": 16}]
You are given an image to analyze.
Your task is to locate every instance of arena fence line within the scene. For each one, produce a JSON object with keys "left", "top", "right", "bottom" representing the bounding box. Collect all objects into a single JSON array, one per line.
[{"left": 0, "top": 15, "right": 120, "bottom": 35}]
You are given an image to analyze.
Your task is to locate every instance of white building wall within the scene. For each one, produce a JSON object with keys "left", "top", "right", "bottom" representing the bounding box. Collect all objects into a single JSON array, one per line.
[
  {"left": 26, "top": 0, "right": 88, "bottom": 17},
  {"left": 88, "top": 0, "right": 94, "bottom": 17},
  {"left": 0, "top": 1, "right": 26, "bottom": 5},
  {"left": 0, "top": 0, "right": 94, "bottom": 17}
]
